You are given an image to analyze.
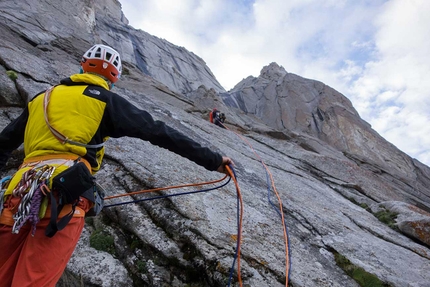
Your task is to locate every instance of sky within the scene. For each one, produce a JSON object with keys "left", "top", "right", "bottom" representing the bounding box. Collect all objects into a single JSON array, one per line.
[{"left": 120, "top": 0, "right": 430, "bottom": 167}]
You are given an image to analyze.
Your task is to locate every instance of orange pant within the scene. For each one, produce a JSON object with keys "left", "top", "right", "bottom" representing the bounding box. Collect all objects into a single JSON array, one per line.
[{"left": 0, "top": 197, "right": 91, "bottom": 287}]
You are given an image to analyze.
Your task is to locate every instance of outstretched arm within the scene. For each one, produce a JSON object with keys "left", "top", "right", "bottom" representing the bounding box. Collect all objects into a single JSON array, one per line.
[{"left": 103, "top": 93, "right": 228, "bottom": 171}]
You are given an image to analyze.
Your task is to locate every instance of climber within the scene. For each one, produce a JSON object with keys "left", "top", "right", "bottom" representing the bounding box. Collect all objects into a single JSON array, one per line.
[
  {"left": 0, "top": 44, "right": 234, "bottom": 287},
  {"left": 209, "top": 108, "right": 226, "bottom": 129},
  {"left": 219, "top": 112, "right": 226, "bottom": 124}
]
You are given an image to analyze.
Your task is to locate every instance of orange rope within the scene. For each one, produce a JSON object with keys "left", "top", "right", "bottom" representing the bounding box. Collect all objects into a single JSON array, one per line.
[
  {"left": 226, "top": 165, "right": 243, "bottom": 286},
  {"left": 220, "top": 122, "right": 290, "bottom": 286},
  {"left": 105, "top": 174, "right": 228, "bottom": 200}
]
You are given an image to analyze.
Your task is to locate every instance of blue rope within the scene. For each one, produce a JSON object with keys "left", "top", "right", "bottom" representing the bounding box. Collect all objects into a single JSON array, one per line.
[
  {"left": 104, "top": 176, "right": 231, "bottom": 208},
  {"left": 227, "top": 165, "right": 240, "bottom": 286},
  {"left": 1, "top": 175, "right": 11, "bottom": 187}
]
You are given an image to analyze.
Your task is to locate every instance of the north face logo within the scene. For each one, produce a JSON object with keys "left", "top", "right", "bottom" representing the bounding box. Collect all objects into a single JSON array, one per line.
[{"left": 88, "top": 89, "right": 100, "bottom": 95}]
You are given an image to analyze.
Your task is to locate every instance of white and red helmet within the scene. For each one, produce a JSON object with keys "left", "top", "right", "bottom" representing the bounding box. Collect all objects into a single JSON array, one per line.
[{"left": 81, "top": 44, "right": 122, "bottom": 83}]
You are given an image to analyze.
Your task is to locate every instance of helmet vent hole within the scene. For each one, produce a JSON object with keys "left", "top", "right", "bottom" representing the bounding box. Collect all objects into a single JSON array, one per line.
[
  {"left": 95, "top": 47, "right": 102, "bottom": 58},
  {"left": 105, "top": 52, "right": 112, "bottom": 61}
]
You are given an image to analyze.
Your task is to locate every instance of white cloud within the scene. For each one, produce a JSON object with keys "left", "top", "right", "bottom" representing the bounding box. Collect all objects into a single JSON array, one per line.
[
  {"left": 119, "top": 0, "right": 430, "bottom": 166},
  {"left": 346, "top": 0, "right": 430, "bottom": 165}
]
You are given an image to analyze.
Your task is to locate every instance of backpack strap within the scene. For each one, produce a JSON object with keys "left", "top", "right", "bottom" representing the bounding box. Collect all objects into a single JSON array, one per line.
[
  {"left": 45, "top": 189, "right": 76, "bottom": 238},
  {"left": 43, "top": 86, "right": 106, "bottom": 149}
]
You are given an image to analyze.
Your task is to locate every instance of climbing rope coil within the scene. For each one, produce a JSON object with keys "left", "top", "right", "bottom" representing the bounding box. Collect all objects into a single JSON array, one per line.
[{"left": 0, "top": 165, "right": 56, "bottom": 236}]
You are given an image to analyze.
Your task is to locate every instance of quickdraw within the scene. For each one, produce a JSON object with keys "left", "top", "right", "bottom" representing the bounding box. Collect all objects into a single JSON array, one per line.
[{"left": 11, "top": 165, "right": 55, "bottom": 235}]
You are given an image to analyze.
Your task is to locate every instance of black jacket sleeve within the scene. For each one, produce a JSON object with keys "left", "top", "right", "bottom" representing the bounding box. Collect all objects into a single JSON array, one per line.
[
  {"left": 101, "top": 92, "right": 223, "bottom": 171},
  {"left": 0, "top": 107, "right": 28, "bottom": 170}
]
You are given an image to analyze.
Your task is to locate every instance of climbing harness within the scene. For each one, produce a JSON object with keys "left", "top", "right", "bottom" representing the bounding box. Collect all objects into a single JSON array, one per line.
[{"left": 1, "top": 155, "right": 102, "bottom": 237}]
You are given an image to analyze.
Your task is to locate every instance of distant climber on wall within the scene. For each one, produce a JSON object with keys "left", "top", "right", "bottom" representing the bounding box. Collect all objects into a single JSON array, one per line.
[
  {"left": 0, "top": 44, "right": 234, "bottom": 287},
  {"left": 219, "top": 112, "right": 226, "bottom": 124},
  {"left": 209, "top": 108, "right": 226, "bottom": 129}
]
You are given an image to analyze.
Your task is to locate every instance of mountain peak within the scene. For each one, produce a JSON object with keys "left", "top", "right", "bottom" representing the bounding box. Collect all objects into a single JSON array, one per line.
[
  {"left": 0, "top": 1, "right": 429, "bottom": 287},
  {"left": 260, "top": 62, "right": 288, "bottom": 79}
]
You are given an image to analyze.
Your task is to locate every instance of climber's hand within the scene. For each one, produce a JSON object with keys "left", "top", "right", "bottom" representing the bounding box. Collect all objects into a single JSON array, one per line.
[{"left": 217, "top": 156, "right": 235, "bottom": 175}]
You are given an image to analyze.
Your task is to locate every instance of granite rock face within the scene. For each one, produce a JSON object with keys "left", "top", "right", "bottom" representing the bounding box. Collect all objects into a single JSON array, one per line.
[
  {"left": 222, "top": 62, "right": 430, "bottom": 212},
  {"left": 1, "top": 1, "right": 430, "bottom": 287},
  {"left": 0, "top": 0, "right": 224, "bottom": 97}
]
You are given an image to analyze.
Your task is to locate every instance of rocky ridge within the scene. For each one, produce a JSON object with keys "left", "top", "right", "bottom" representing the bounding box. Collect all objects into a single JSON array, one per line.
[{"left": 0, "top": 1, "right": 429, "bottom": 287}]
